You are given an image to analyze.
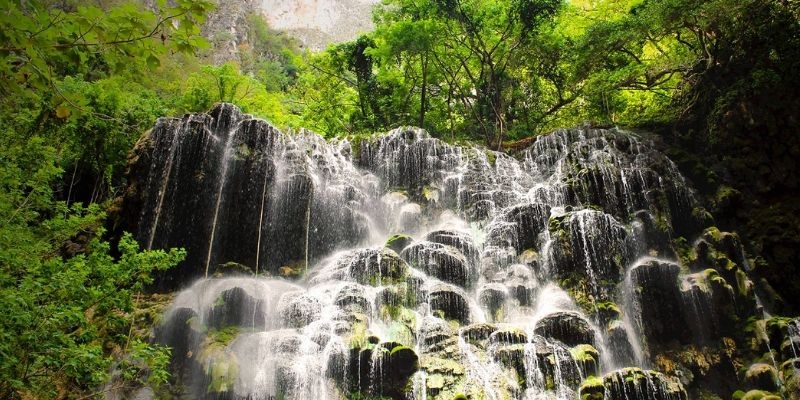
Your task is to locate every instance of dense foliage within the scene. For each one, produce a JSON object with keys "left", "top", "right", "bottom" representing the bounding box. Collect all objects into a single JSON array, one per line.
[{"left": 0, "top": 0, "right": 797, "bottom": 397}]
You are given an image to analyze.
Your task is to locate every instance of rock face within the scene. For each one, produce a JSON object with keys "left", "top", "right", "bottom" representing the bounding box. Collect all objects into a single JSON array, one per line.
[
  {"left": 123, "top": 104, "right": 371, "bottom": 288},
  {"left": 258, "top": 0, "right": 379, "bottom": 50},
  {"left": 579, "top": 368, "right": 687, "bottom": 400},
  {"left": 128, "top": 105, "right": 798, "bottom": 400}
]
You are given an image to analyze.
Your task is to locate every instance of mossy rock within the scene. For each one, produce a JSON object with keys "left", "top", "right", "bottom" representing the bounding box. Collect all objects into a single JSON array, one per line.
[
  {"left": 595, "top": 301, "right": 621, "bottom": 323},
  {"left": 571, "top": 344, "right": 600, "bottom": 377},
  {"left": 488, "top": 326, "right": 528, "bottom": 345},
  {"left": 587, "top": 368, "right": 687, "bottom": 400},
  {"left": 206, "top": 326, "right": 240, "bottom": 347},
  {"left": 213, "top": 261, "right": 253, "bottom": 277},
  {"left": 744, "top": 363, "right": 780, "bottom": 392},
  {"left": 207, "top": 357, "right": 239, "bottom": 393},
  {"left": 740, "top": 390, "right": 776, "bottom": 400},
  {"left": 385, "top": 233, "right": 414, "bottom": 254},
  {"left": 578, "top": 376, "right": 604, "bottom": 400}
]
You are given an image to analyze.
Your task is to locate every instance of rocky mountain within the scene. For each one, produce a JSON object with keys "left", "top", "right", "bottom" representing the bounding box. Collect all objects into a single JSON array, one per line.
[
  {"left": 196, "top": 0, "right": 378, "bottom": 61},
  {"left": 258, "top": 0, "right": 379, "bottom": 51}
]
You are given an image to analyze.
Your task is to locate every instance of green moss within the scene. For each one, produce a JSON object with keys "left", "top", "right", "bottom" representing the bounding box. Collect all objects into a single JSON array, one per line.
[
  {"left": 422, "top": 186, "right": 440, "bottom": 202},
  {"left": 349, "top": 320, "right": 368, "bottom": 349},
  {"left": 672, "top": 236, "right": 696, "bottom": 267},
  {"left": 485, "top": 151, "right": 497, "bottom": 167},
  {"left": 704, "top": 226, "right": 724, "bottom": 242},
  {"left": 207, "top": 358, "right": 238, "bottom": 393},
  {"left": 735, "top": 268, "right": 751, "bottom": 297},
  {"left": 595, "top": 301, "right": 621, "bottom": 320},
  {"left": 578, "top": 375, "right": 604, "bottom": 400},
  {"left": 741, "top": 390, "right": 769, "bottom": 400},
  {"left": 207, "top": 326, "right": 240, "bottom": 347},
  {"left": 385, "top": 233, "right": 413, "bottom": 254},
  {"left": 571, "top": 344, "right": 599, "bottom": 363}
]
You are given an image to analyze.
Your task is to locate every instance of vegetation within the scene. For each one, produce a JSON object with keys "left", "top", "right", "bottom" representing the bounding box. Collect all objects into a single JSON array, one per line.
[{"left": 0, "top": 0, "right": 797, "bottom": 398}]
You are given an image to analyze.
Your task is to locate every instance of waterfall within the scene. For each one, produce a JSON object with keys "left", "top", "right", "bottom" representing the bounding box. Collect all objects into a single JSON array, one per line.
[{"left": 127, "top": 105, "right": 780, "bottom": 400}]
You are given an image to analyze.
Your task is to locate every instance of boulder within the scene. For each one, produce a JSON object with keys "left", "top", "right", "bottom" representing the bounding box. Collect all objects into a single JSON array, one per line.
[
  {"left": 348, "top": 342, "right": 419, "bottom": 398},
  {"left": 403, "top": 242, "right": 475, "bottom": 288},
  {"left": 744, "top": 363, "right": 780, "bottom": 392},
  {"left": 478, "top": 283, "right": 508, "bottom": 322},
  {"left": 546, "top": 210, "right": 630, "bottom": 296},
  {"left": 426, "top": 229, "right": 480, "bottom": 268},
  {"left": 461, "top": 323, "right": 498, "bottom": 346},
  {"left": 488, "top": 326, "right": 528, "bottom": 345},
  {"left": 206, "top": 287, "right": 266, "bottom": 330},
  {"left": 427, "top": 283, "right": 472, "bottom": 325},
  {"left": 580, "top": 368, "right": 687, "bottom": 400},
  {"left": 571, "top": 344, "right": 600, "bottom": 377},
  {"left": 385, "top": 233, "right": 414, "bottom": 254},
  {"left": 504, "top": 264, "right": 538, "bottom": 306},
  {"left": 419, "top": 317, "right": 457, "bottom": 353},
  {"left": 486, "top": 203, "right": 551, "bottom": 252},
  {"left": 534, "top": 311, "right": 595, "bottom": 347},
  {"left": 278, "top": 292, "right": 321, "bottom": 328},
  {"left": 346, "top": 248, "right": 409, "bottom": 285},
  {"left": 628, "top": 259, "right": 688, "bottom": 346},
  {"left": 334, "top": 284, "right": 371, "bottom": 314}
]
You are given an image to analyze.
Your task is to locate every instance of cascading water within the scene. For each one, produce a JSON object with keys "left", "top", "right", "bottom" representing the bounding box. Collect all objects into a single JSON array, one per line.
[{"left": 123, "top": 104, "right": 792, "bottom": 400}]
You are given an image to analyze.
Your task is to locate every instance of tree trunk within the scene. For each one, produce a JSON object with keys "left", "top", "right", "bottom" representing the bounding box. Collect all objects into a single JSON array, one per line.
[{"left": 419, "top": 52, "right": 428, "bottom": 128}]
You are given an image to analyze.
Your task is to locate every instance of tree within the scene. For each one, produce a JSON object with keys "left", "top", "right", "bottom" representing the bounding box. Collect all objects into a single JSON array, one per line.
[
  {"left": 0, "top": 1, "right": 213, "bottom": 398},
  {"left": 0, "top": 0, "right": 214, "bottom": 101}
]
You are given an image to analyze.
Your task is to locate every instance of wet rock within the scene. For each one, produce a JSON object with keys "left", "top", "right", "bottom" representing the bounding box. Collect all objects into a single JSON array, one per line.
[
  {"left": 385, "top": 233, "right": 414, "bottom": 254},
  {"left": 420, "top": 317, "right": 457, "bottom": 353},
  {"left": 278, "top": 292, "right": 321, "bottom": 328},
  {"left": 571, "top": 344, "right": 600, "bottom": 377},
  {"left": 427, "top": 283, "right": 472, "bottom": 325},
  {"left": 783, "top": 359, "right": 800, "bottom": 400},
  {"left": 207, "top": 287, "right": 266, "bottom": 330},
  {"left": 523, "top": 128, "right": 696, "bottom": 231},
  {"left": 357, "top": 127, "right": 461, "bottom": 190},
  {"left": 156, "top": 307, "right": 204, "bottom": 376},
  {"left": 632, "top": 210, "right": 675, "bottom": 258},
  {"left": 212, "top": 261, "right": 254, "bottom": 277},
  {"left": 606, "top": 320, "right": 638, "bottom": 366},
  {"left": 335, "top": 284, "right": 371, "bottom": 314},
  {"left": 546, "top": 210, "right": 630, "bottom": 295},
  {"left": 628, "top": 259, "right": 688, "bottom": 347},
  {"left": 493, "top": 335, "right": 582, "bottom": 391},
  {"left": 739, "top": 390, "right": 781, "bottom": 400},
  {"left": 680, "top": 269, "right": 737, "bottom": 341},
  {"left": 478, "top": 283, "right": 508, "bottom": 322},
  {"left": 399, "top": 203, "right": 422, "bottom": 231},
  {"left": 346, "top": 248, "right": 409, "bottom": 285},
  {"left": 461, "top": 323, "right": 498, "bottom": 346},
  {"left": 504, "top": 264, "right": 537, "bottom": 306},
  {"left": 486, "top": 203, "right": 551, "bottom": 252},
  {"left": 403, "top": 242, "right": 475, "bottom": 288},
  {"left": 492, "top": 343, "right": 527, "bottom": 368},
  {"left": 534, "top": 311, "right": 595, "bottom": 347},
  {"left": 426, "top": 229, "right": 480, "bottom": 267},
  {"left": 580, "top": 368, "right": 687, "bottom": 400},
  {"left": 744, "top": 363, "right": 780, "bottom": 392},
  {"left": 348, "top": 342, "right": 419, "bottom": 398},
  {"left": 489, "top": 326, "right": 528, "bottom": 345}
]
